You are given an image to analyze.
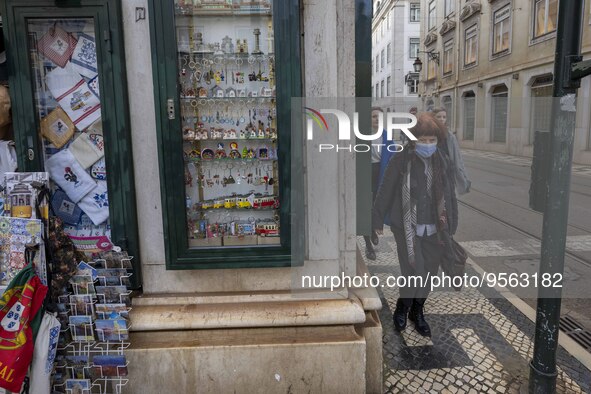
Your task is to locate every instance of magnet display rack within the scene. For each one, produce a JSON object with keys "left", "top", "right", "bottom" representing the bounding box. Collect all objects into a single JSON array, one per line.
[
  {"left": 52, "top": 254, "right": 133, "bottom": 394},
  {"left": 175, "top": 0, "right": 281, "bottom": 248}
]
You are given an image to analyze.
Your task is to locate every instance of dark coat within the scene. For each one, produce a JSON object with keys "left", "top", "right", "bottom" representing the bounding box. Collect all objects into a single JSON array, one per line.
[{"left": 372, "top": 147, "right": 458, "bottom": 235}]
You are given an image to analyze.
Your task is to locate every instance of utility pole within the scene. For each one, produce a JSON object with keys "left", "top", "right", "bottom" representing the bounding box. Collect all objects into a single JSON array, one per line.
[{"left": 529, "top": 0, "right": 591, "bottom": 392}]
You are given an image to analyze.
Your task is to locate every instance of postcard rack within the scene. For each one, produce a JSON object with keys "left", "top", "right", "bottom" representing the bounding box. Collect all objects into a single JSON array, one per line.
[{"left": 53, "top": 252, "right": 134, "bottom": 394}]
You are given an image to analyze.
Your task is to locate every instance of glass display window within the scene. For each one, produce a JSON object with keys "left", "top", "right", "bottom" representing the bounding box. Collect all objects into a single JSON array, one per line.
[
  {"left": 177, "top": 1, "right": 279, "bottom": 248},
  {"left": 150, "top": 0, "right": 302, "bottom": 267}
]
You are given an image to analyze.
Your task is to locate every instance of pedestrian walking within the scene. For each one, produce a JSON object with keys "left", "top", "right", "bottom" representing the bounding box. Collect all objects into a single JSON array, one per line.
[
  {"left": 364, "top": 108, "right": 383, "bottom": 260},
  {"left": 431, "top": 107, "right": 471, "bottom": 195},
  {"left": 372, "top": 112, "right": 458, "bottom": 337}
]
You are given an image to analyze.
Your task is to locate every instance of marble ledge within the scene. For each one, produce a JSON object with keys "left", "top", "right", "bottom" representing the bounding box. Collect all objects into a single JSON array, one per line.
[{"left": 130, "top": 296, "right": 366, "bottom": 331}]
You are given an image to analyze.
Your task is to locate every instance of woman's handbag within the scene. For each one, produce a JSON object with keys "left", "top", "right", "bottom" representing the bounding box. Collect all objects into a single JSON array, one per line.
[{"left": 441, "top": 234, "right": 468, "bottom": 291}]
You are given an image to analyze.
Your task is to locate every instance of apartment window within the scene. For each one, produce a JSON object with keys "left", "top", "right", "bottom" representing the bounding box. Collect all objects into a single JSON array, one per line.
[
  {"left": 381, "top": 80, "right": 385, "bottom": 98},
  {"left": 464, "top": 24, "right": 478, "bottom": 66},
  {"left": 409, "top": 38, "right": 420, "bottom": 59},
  {"left": 408, "top": 79, "right": 419, "bottom": 94},
  {"left": 493, "top": 5, "right": 511, "bottom": 55},
  {"left": 529, "top": 75, "right": 553, "bottom": 144},
  {"left": 534, "top": 0, "right": 558, "bottom": 39},
  {"left": 427, "top": 56, "right": 437, "bottom": 80},
  {"left": 387, "top": 11, "right": 391, "bottom": 30},
  {"left": 491, "top": 85, "right": 508, "bottom": 143},
  {"left": 428, "top": 1, "right": 436, "bottom": 30},
  {"left": 371, "top": 59, "right": 374, "bottom": 75},
  {"left": 443, "top": 39, "right": 454, "bottom": 75},
  {"left": 372, "top": 85, "right": 375, "bottom": 98},
  {"left": 381, "top": 49, "right": 385, "bottom": 69},
  {"left": 387, "top": 76, "right": 391, "bottom": 96},
  {"left": 376, "top": 83, "right": 380, "bottom": 98},
  {"left": 463, "top": 91, "right": 476, "bottom": 140},
  {"left": 410, "top": 3, "right": 420, "bottom": 22},
  {"left": 442, "top": 96, "right": 453, "bottom": 128},
  {"left": 444, "top": 0, "right": 454, "bottom": 16},
  {"left": 387, "top": 43, "right": 391, "bottom": 63},
  {"left": 376, "top": 55, "right": 379, "bottom": 72}
]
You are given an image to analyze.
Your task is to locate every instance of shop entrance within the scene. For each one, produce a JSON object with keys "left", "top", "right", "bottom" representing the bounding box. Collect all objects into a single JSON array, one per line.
[{"left": 2, "top": 0, "right": 141, "bottom": 287}]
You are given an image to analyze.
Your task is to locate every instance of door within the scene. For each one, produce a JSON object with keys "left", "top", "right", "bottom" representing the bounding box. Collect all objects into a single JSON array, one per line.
[{"left": 2, "top": 0, "right": 141, "bottom": 287}]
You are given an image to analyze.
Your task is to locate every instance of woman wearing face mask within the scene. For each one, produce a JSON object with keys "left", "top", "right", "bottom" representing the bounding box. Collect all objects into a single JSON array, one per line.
[
  {"left": 372, "top": 112, "right": 458, "bottom": 337},
  {"left": 431, "top": 107, "right": 471, "bottom": 195}
]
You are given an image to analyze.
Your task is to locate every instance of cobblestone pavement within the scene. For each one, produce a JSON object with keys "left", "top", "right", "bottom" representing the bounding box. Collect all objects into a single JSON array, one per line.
[{"left": 358, "top": 234, "right": 591, "bottom": 394}]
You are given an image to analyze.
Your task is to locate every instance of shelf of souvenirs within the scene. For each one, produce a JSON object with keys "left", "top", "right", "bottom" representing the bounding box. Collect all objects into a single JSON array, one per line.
[
  {"left": 186, "top": 156, "right": 278, "bottom": 163},
  {"left": 179, "top": 94, "right": 275, "bottom": 101},
  {"left": 175, "top": 2, "right": 272, "bottom": 17},
  {"left": 182, "top": 127, "right": 277, "bottom": 141},
  {"left": 177, "top": 51, "right": 274, "bottom": 60},
  {"left": 190, "top": 193, "right": 279, "bottom": 211}
]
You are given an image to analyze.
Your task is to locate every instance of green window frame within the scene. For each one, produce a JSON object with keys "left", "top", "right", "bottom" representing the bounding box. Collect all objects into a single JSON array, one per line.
[
  {"left": 1, "top": 0, "right": 142, "bottom": 288},
  {"left": 147, "top": 0, "right": 303, "bottom": 269}
]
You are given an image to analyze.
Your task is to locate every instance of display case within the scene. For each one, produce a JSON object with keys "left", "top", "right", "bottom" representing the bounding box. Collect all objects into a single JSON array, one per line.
[{"left": 149, "top": 0, "right": 302, "bottom": 268}]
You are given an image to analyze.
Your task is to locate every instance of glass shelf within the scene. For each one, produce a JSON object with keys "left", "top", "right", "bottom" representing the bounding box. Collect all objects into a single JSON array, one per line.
[
  {"left": 175, "top": 8, "right": 272, "bottom": 17},
  {"left": 185, "top": 158, "right": 277, "bottom": 163},
  {"left": 180, "top": 97, "right": 275, "bottom": 102}
]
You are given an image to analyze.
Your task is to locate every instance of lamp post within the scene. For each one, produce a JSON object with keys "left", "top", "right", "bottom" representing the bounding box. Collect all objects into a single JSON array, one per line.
[{"left": 529, "top": 0, "right": 591, "bottom": 392}]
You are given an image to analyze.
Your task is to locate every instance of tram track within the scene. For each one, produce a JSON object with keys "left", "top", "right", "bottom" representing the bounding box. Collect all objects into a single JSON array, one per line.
[{"left": 458, "top": 196, "right": 591, "bottom": 269}]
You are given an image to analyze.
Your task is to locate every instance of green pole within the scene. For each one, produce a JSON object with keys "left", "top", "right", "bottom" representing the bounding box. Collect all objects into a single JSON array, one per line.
[{"left": 529, "top": 0, "right": 585, "bottom": 392}]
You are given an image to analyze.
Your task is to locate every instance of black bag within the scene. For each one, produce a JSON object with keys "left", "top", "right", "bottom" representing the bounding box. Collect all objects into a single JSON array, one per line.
[{"left": 441, "top": 234, "right": 467, "bottom": 291}]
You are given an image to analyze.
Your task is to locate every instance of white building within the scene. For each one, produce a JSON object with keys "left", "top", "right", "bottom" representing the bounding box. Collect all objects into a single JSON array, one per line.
[{"left": 373, "top": 0, "right": 422, "bottom": 109}]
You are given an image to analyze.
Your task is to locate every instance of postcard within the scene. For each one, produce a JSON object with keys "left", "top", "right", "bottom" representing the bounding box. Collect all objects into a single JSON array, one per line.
[
  {"left": 65, "top": 355, "right": 89, "bottom": 379},
  {"left": 76, "top": 262, "right": 98, "bottom": 280},
  {"left": 95, "top": 319, "right": 129, "bottom": 341},
  {"left": 96, "top": 250, "right": 133, "bottom": 269},
  {"left": 95, "top": 303, "right": 129, "bottom": 319},
  {"left": 96, "top": 268, "right": 130, "bottom": 286},
  {"left": 65, "top": 378, "right": 91, "bottom": 392},
  {"left": 69, "top": 275, "right": 96, "bottom": 295},
  {"left": 69, "top": 294, "right": 95, "bottom": 317},
  {"left": 91, "top": 355, "right": 128, "bottom": 377},
  {"left": 95, "top": 286, "right": 130, "bottom": 305},
  {"left": 69, "top": 315, "right": 94, "bottom": 342}
]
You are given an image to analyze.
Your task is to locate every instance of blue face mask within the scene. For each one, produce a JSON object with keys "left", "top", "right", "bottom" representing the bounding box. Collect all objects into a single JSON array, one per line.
[{"left": 415, "top": 142, "right": 437, "bottom": 158}]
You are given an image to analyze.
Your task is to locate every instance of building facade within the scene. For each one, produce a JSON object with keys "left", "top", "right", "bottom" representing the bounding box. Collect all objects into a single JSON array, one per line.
[
  {"left": 373, "top": 0, "right": 421, "bottom": 110},
  {"left": 418, "top": 0, "right": 591, "bottom": 165}
]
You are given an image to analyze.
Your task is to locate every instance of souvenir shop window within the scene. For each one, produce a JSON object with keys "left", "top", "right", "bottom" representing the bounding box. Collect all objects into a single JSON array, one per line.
[
  {"left": 1, "top": 1, "right": 141, "bottom": 287},
  {"left": 149, "top": 0, "right": 302, "bottom": 268},
  {"left": 27, "top": 19, "right": 112, "bottom": 247}
]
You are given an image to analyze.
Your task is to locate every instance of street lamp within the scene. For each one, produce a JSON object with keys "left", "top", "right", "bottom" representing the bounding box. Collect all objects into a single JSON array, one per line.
[{"left": 413, "top": 57, "right": 423, "bottom": 73}]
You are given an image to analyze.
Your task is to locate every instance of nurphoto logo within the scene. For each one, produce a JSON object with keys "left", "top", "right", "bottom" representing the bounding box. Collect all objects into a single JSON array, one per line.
[{"left": 305, "top": 107, "right": 417, "bottom": 153}]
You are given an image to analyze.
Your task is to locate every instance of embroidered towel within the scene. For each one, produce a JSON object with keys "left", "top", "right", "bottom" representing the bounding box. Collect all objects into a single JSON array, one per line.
[
  {"left": 40, "top": 107, "right": 75, "bottom": 148},
  {"left": 70, "top": 32, "right": 98, "bottom": 78},
  {"left": 46, "top": 62, "right": 101, "bottom": 131},
  {"left": 45, "top": 149, "right": 97, "bottom": 203},
  {"left": 78, "top": 180, "right": 109, "bottom": 225},
  {"left": 51, "top": 189, "right": 83, "bottom": 225},
  {"left": 37, "top": 26, "right": 77, "bottom": 68},
  {"left": 69, "top": 122, "right": 104, "bottom": 169},
  {"left": 91, "top": 158, "right": 107, "bottom": 180}
]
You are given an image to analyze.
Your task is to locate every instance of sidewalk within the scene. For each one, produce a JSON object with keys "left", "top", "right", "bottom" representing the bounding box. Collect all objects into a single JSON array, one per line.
[{"left": 358, "top": 233, "right": 591, "bottom": 394}]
